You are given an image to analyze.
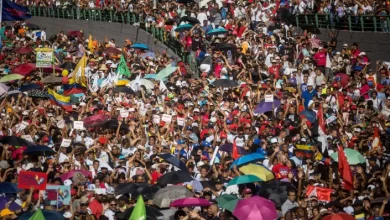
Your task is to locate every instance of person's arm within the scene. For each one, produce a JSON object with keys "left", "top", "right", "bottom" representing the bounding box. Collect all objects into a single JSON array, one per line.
[
  {"left": 297, "top": 171, "right": 303, "bottom": 197},
  {"left": 379, "top": 199, "right": 388, "bottom": 217},
  {"left": 212, "top": 164, "right": 219, "bottom": 179}
]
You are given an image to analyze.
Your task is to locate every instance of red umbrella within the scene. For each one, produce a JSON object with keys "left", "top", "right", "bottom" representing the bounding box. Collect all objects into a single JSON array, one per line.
[
  {"left": 322, "top": 213, "right": 355, "bottom": 220},
  {"left": 84, "top": 114, "right": 111, "bottom": 127},
  {"left": 41, "top": 66, "right": 62, "bottom": 73},
  {"left": 13, "top": 63, "right": 36, "bottom": 75},
  {"left": 335, "top": 73, "right": 350, "bottom": 88},
  {"left": 14, "top": 47, "right": 34, "bottom": 54},
  {"left": 104, "top": 47, "right": 121, "bottom": 55},
  {"left": 67, "top": 30, "right": 83, "bottom": 38}
]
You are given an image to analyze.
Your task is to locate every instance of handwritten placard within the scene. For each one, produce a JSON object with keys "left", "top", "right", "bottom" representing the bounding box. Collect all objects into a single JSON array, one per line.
[
  {"left": 73, "top": 121, "right": 84, "bottom": 130},
  {"left": 22, "top": 135, "right": 34, "bottom": 143},
  {"left": 57, "top": 120, "right": 65, "bottom": 129},
  {"left": 18, "top": 171, "right": 48, "bottom": 190},
  {"left": 265, "top": 94, "right": 274, "bottom": 102},
  {"left": 61, "top": 139, "right": 72, "bottom": 147},
  {"left": 153, "top": 115, "right": 161, "bottom": 124},
  {"left": 177, "top": 117, "right": 186, "bottom": 126},
  {"left": 139, "top": 108, "right": 147, "bottom": 116},
  {"left": 161, "top": 114, "right": 172, "bottom": 123},
  {"left": 120, "top": 109, "right": 129, "bottom": 118}
]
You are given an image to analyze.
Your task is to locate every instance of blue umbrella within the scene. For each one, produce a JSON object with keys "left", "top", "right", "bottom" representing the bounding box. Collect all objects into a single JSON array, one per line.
[
  {"left": 254, "top": 99, "right": 281, "bottom": 114},
  {"left": 141, "top": 52, "right": 156, "bottom": 59},
  {"left": 18, "top": 209, "right": 65, "bottom": 220},
  {"left": 131, "top": 43, "right": 149, "bottom": 50},
  {"left": 71, "top": 93, "right": 85, "bottom": 98},
  {"left": 230, "top": 153, "right": 265, "bottom": 168},
  {"left": 144, "top": 74, "right": 157, "bottom": 79},
  {"left": 19, "top": 83, "right": 41, "bottom": 92},
  {"left": 174, "top": 24, "right": 193, "bottom": 32},
  {"left": 158, "top": 154, "right": 188, "bottom": 172},
  {"left": 300, "top": 109, "right": 317, "bottom": 123},
  {"left": 207, "top": 27, "right": 228, "bottom": 35},
  {"left": 0, "top": 183, "right": 21, "bottom": 194},
  {"left": 23, "top": 145, "right": 56, "bottom": 156}
]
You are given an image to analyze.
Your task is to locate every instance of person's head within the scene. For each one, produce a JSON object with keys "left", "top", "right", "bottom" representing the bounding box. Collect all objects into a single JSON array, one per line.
[
  {"left": 200, "top": 166, "right": 208, "bottom": 177},
  {"left": 174, "top": 210, "right": 187, "bottom": 220},
  {"left": 207, "top": 203, "right": 219, "bottom": 216},
  {"left": 287, "top": 189, "right": 297, "bottom": 202},
  {"left": 93, "top": 160, "right": 100, "bottom": 170},
  {"left": 108, "top": 198, "right": 117, "bottom": 211}
]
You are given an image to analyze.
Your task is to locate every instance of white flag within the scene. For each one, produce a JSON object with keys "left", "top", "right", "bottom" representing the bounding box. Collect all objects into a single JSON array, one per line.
[
  {"left": 326, "top": 52, "right": 332, "bottom": 68},
  {"left": 159, "top": 80, "right": 168, "bottom": 92}
]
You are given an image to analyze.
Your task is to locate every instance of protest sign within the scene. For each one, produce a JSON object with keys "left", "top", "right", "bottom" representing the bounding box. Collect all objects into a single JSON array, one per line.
[
  {"left": 73, "top": 121, "right": 84, "bottom": 130},
  {"left": 18, "top": 171, "right": 48, "bottom": 190},
  {"left": 153, "top": 115, "right": 160, "bottom": 124},
  {"left": 45, "top": 185, "right": 71, "bottom": 205},
  {"left": 161, "top": 114, "right": 172, "bottom": 123}
]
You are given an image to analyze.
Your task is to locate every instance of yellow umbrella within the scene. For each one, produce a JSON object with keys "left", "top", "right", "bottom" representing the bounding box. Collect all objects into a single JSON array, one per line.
[
  {"left": 239, "top": 164, "right": 274, "bottom": 181},
  {"left": 116, "top": 79, "right": 130, "bottom": 86}
]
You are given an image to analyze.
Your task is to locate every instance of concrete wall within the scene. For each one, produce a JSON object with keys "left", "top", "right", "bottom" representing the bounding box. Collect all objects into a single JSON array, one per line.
[{"left": 28, "top": 17, "right": 178, "bottom": 58}]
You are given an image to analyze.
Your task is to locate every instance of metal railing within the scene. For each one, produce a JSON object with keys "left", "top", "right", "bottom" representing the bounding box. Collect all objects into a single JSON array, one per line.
[
  {"left": 28, "top": 7, "right": 199, "bottom": 75},
  {"left": 296, "top": 14, "right": 390, "bottom": 32}
]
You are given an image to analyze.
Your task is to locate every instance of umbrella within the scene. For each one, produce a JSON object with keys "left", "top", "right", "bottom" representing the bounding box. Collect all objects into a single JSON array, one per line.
[
  {"left": 60, "top": 62, "right": 76, "bottom": 71},
  {"left": 13, "top": 63, "right": 35, "bottom": 75},
  {"left": 131, "top": 43, "right": 149, "bottom": 50},
  {"left": 144, "top": 74, "right": 157, "bottom": 79},
  {"left": 104, "top": 119, "right": 129, "bottom": 131},
  {"left": 67, "top": 30, "right": 83, "bottom": 37},
  {"left": 227, "top": 175, "right": 263, "bottom": 186},
  {"left": 154, "top": 66, "right": 178, "bottom": 80},
  {"left": 334, "top": 73, "right": 350, "bottom": 88},
  {"left": 233, "top": 196, "right": 278, "bottom": 220},
  {"left": 60, "top": 170, "right": 92, "bottom": 181},
  {"left": 83, "top": 114, "right": 111, "bottom": 127},
  {"left": 207, "top": 27, "right": 228, "bottom": 35},
  {"left": 157, "top": 170, "right": 193, "bottom": 186},
  {"left": 219, "top": 143, "right": 248, "bottom": 155},
  {"left": 158, "top": 154, "right": 188, "bottom": 172},
  {"left": 0, "top": 90, "right": 23, "bottom": 101},
  {"left": 153, "top": 185, "right": 194, "bottom": 208},
  {"left": 0, "top": 196, "right": 21, "bottom": 211},
  {"left": 0, "top": 74, "right": 23, "bottom": 83},
  {"left": 199, "top": 181, "right": 216, "bottom": 190},
  {"left": 25, "top": 23, "right": 41, "bottom": 30},
  {"left": 14, "top": 47, "right": 34, "bottom": 54},
  {"left": 114, "top": 183, "right": 160, "bottom": 199},
  {"left": 230, "top": 153, "right": 265, "bottom": 168},
  {"left": 212, "top": 79, "right": 239, "bottom": 88},
  {"left": 164, "top": 19, "right": 175, "bottom": 25},
  {"left": 254, "top": 99, "right": 282, "bottom": 114},
  {"left": 19, "top": 83, "right": 41, "bottom": 92},
  {"left": 42, "top": 76, "right": 62, "bottom": 83},
  {"left": 258, "top": 179, "right": 295, "bottom": 208},
  {"left": 141, "top": 52, "right": 156, "bottom": 59},
  {"left": 170, "top": 197, "right": 211, "bottom": 207},
  {"left": 117, "top": 78, "right": 130, "bottom": 86},
  {"left": 122, "top": 205, "right": 163, "bottom": 220},
  {"left": 180, "top": 16, "right": 200, "bottom": 25},
  {"left": 18, "top": 209, "right": 65, "bottom": 220},
  {"left": 0, "top": 83, "right": 9, "bottom": 95},
  {"left": 239, "top": 164, "right": 274, "bottom": 182},
  {"left": 130, "top": 79, "right": 155, "bottom": 90},
  {"left": 215, "top": 43, "right": 236, "bottom": 51},
  {"left": 322, "top": 213, "right": 355, "bottom": 220},
  {"left": 215, "top": 194, "right": 240, "bottom": 212},
  {"left": 28, "top": 90, "right": 49, "bottom": 99},
  {"left": 174, "top": 24, "right": 193, "bottom": 32},
  {"left": 104, "top": 47, "right": 122, "bottom": 55},
  {"left": 183, "top": 179, "right": 203, "bottom": 192},
  {"left": 23, "top": 145, "right": 56, "bottom": 156},
  {"left": 113, "top": 86, "right": 135, "bottom": 94},
  {"left": 300, "top": 109, "right": 317, "bottom": 123},
  {"left": 330, "top": 148, "right": 365, "bottom": 165},
  {"left": 0, "top": 182, "right": 21, "bottom": 194},
  {"left": 0, "top": 136, "right": 31, "bottom": 146}
]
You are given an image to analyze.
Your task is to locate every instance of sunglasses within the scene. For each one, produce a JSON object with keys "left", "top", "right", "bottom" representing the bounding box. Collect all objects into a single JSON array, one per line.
[{"left": 110, "top": 203, "right": 117, "bottom": 206}]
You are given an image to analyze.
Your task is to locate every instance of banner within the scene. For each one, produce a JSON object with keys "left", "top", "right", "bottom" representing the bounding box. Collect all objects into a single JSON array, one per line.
[
  {"left": 45, "top": 185, "right": 71, "bottom": 205},
  {"left": 2, "top": 0, "right": 32, "bottom": 21},
  {"left": 35, "top": 48, "right": 53, "bottom": 68},
  {"left": 18, "top": 171, "right": 47, "bottom": 190}
]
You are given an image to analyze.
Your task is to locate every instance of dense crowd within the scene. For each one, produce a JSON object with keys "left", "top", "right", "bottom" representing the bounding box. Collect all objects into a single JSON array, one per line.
[{"left": 0, "top": 0, "right": 390, "bottom": 220}]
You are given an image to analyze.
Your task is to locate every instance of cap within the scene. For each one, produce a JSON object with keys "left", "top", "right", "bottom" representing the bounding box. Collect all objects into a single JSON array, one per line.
[
  {"left": 64, "top": 179, "right": 73, "bottom": 186},
  {"left": 106, "top": 187, "right": 115, "bottom": 194},
  {"left": 243, "top": 188, "right": 252, "bottom": 194},
  {"left": 270, "top": 137, "right": 278, "bottom": 144},
  {"left": 343, "top": 43, "right": 348, "bottom": 47},
  {"left": 359, "top": 52, "right": 366, "bottom": 56},
  {"left": 308, "top": 100, "right": 315, "bottom": 107},
  {"left": 197, "top": 161, "right": 205, "bottom": 167},
  {"left": 0, "top": 209, "right": 14, "bottom": 217}
]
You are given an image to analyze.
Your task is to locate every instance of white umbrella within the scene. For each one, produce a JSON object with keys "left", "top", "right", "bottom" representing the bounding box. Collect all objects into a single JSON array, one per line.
[
  {"left": 130, "top": 78, "right": 155, "bottom": 91},
  {"left": 0, "top": 83, "right": 9, "bottom": 96}
]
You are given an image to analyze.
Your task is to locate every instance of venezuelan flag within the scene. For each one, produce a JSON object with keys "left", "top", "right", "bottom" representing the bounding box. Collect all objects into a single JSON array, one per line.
[
  {"left": 48, "top": 89, "right": 72, "bottom": 111},
  {"left": 63, "top": 83, "right": 86, "bottom": 95},
  {"left": 295, "top": 145, "right": 313, "bottom": 158}
]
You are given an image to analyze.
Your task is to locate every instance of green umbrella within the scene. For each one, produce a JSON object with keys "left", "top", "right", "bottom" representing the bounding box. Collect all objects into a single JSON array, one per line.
[
  {"left": 154, "top": 66, "right": 178, "bottom": 80},
  {"left": 227, "top": 175, "right": 263, "bottom": 186},
  {"left": 215, "top": 194, "right": 240, "bottom": 212},
  {"left": 330, "top": 148, "right": 365, "bottom": 165},
  {"left": 0, "top": 74, "right": 23, "bottom": 83}
]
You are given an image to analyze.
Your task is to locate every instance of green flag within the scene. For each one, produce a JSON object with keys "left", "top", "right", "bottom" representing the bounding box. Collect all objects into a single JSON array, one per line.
[
  {"left": 29, "top": 209, "right": 45, "bottom": 220},
  {"left": 118, "top": 55, "right": 131, "bottom": 77},
  {"left": 130, "top": 196, "right": 146, "bottom": 220}
]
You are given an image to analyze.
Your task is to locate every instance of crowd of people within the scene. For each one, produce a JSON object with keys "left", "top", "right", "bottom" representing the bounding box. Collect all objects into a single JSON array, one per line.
[{"left": 0, "top": 0, "right": 390, "bottom": 220}]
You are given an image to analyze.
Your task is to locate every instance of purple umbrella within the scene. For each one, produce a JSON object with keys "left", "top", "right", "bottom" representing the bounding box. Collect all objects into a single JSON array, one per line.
[
  {"left": 254, "top": 99, "right": 281, "bottom": 114},
  {"left": 0, "top": 197, "right": 21, "bottom": 211},
  {"left": 170, "top": 197, "right": 211, "bottom": 207},
  {"left": 233, "top": 196, "right": 278, "bottom": 220},
  {"left": 220, "top": 143, "right": 248, "bottom": 155}
]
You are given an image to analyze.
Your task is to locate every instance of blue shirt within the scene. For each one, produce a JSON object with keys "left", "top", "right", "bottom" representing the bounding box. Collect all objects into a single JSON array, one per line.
[
  {"left": 300, "top": 83, "right": 307, "bottom": 93},
  {"left": 302, "top": 89, "right": 318, "bottom": 108}
]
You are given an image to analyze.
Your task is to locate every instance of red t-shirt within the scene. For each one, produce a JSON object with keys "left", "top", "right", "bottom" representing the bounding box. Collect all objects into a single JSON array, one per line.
[
  {"left": 151, "top": 171, "right": 162, "bottom": 184},
  {"left": 272, "top": 163, "right": 290, "bottom": 179},
  {"left": 268, "top": 66, "right": 280, "bottom": 79}
]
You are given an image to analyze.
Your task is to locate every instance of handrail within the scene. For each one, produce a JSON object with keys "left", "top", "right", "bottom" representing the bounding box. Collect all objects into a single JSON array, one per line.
[
  {"left": 295, "top": 14, "right": 390, "bottom": 32},
  {"left": 28, "top": 7, "right": 199, "bottom": 75}
]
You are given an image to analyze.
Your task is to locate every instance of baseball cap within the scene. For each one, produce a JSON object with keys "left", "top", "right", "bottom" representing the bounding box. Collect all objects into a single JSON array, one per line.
[{"left": 64, "top": 179, "right": 73, "bottom": 186}]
